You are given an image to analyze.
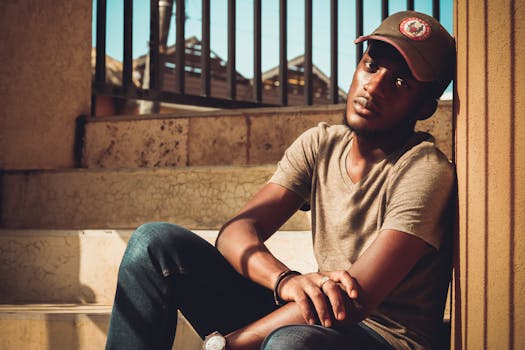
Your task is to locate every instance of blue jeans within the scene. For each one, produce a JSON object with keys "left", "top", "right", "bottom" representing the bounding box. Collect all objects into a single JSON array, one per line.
[
  {"left": 261, "top": 324, "right": 394, "bottom": 350},
  {"left": 105, "top": 222, "right": 393, "bottom": 350}
]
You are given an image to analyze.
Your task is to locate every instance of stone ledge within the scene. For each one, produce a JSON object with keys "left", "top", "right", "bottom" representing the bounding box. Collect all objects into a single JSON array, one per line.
[
  {"left": 83, "top": 101, "right": 452, "bottom": 168},
  {"left": 83, "top": 104, "right": 344, "bottom": 169},
  {"left": 0, "top": 165, "right": 310, "bottom": 230},
  {"left": 0, "top": 304, "right": 200, "bottom": 350},
  {"left": 0, "top": 229, "right": 315, "bottom": 304},
  {"left": 87, "top": 103, "right": 347, "bottom": 122}
]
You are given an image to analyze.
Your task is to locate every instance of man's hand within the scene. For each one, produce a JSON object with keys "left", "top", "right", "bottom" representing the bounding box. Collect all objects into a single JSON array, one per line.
[{"left": 277, "top": 271, "right": 359, "bottom": 328}]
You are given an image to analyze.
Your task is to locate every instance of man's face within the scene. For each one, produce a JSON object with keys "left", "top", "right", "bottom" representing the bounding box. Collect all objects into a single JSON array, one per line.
[{"left": 344, "top": 41, "right": 430, "bottom": 137}]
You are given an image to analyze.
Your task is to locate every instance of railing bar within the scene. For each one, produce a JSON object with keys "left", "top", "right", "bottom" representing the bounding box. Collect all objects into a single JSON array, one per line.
[
  {"left": 123, "top": 0, "right": 133, "bottom": 89},
  {"left": 433, "top": 0, "right": 440, "bottom": 21},
  {"left": 149, "top": 0, "right": 160, "bottom": 93},
  {"left": 95, "top": 0, "right": 107, "bottom": 84},
  {"left": 279, "top": 0, "right": 288, "bottom": 106},
  {"left": 381, "top": 0, "right": 389, "bottom": 19},
  {"left": 201, "top": 0, "right": 211, "bottom": 96},
  {"left": 254, "top": 0, "right": 262, "bottom": 103},
  {"left": 175, "top": 0, "right": 185, "bottom": 93},
  {"left": 304, "top": 0, "right": 313, "bottom": 105},
  {"left": 330, "top": 0, "right": 338, "bottom": 104},
  {"left": 95, "top": 0, "right": 447, "bottom": 110},
  {"left": 356, "top": 0, "right": 363, "bottom": 65},
  {"left": 227, "top": 0, "right": 236, "bottom": 100}
]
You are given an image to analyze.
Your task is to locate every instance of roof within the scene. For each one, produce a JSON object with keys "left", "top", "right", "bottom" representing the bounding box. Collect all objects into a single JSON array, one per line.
[
  {"left": 91, "top": 48, "right": 140, "bottom": 87},
  {"left": 261, "top": 54, "right": 347, "bottom": 99},
  {"left": 133, "top": 36, "right": 249, "bottom": 83},
  {"left": 93, "top": 37, "right": 347, "bottom": 103}
]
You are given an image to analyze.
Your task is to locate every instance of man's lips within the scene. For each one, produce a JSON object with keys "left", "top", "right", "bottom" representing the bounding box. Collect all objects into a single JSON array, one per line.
[{"left": 353, "top": 96, "right": 380, "bottom": 116}]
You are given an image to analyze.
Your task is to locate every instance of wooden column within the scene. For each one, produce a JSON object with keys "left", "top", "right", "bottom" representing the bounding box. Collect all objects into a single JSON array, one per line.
[{"left": 453, "top": 0, "right": 525, "bottom": 349}]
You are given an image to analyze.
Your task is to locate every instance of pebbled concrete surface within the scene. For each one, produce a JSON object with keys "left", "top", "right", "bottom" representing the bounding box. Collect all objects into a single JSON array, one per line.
[
  {"left": 0, "top": 166, "right": 310, "bottom": 230},
  {"left": 0, "top": 230, "right": 315, "bottom": 304},
  {"left": 0, "top": 304, "right": 200, "bottom": 350},
  {"left": 83, "top": 102, "right": 452, "bottom": 169}
]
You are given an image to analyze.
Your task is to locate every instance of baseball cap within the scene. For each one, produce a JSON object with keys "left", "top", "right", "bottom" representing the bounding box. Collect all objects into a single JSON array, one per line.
[{"left": 355, "top": 11, "right": 456, "bottom": 96}]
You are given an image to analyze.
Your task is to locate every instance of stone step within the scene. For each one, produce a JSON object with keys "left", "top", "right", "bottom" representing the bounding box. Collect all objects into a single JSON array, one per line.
[
  {"left": 0, "top": 229, "right": 316, "bottom": 305},
  {"left": 0, "top": 165, "right": 310, "bottom": 230},
  {"left": 82, "top": 101, "right": 452, "bottom": 169},
  {"left": 0, "top": 304, "right": 201, "bottom": 350},
  {"left": 82, "top": 104, "right": 344, "bottom": 169},
  {"left": 0, "top": 303, "right": 451, "bottom": 350}
]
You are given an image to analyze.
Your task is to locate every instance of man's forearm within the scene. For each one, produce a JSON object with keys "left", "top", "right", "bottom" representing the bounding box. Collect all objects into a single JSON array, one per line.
[
  {"left": 224, "top": 293, "right": 367, "bottom": 350},
  {"left": 216, "top": 220, "right": 289, "bottom": 290},
  {"left": 225, "top": 302, "right": 304, "bottom": 350},
  {"left": 215, "top": 182, "right": 305, "bottom": 290}
]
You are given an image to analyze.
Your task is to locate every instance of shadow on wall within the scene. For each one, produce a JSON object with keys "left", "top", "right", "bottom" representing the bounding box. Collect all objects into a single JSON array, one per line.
[
  {"left": 0, "top": 229, "right": 130, "bottom": 348},
  {"left": 0, "top": 232, "right": 97, "bottom": 304},
  {"left": 449, "top": 83, "right": 462, "bottom": 350}
]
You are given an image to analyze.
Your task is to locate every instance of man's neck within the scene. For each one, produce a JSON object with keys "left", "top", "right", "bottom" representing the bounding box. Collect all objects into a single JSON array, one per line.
[
  {"left": 351, "top": 130, "right": 410, "bottom": 159},
  {"left": 346, "top": 128, "right": 413, "bottom": 183}
]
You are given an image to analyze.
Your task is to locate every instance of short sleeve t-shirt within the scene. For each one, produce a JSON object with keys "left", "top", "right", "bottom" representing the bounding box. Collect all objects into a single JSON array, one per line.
[{"left": 269, "top": 122, "right": 455, "bottom": 350}]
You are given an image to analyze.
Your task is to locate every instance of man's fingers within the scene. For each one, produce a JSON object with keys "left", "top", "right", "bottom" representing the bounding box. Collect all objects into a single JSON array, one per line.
[
  {"left": 328, "top": 271, "right": 358, "bottom": 299},
  {"left": 295, "top": 292, "right": 317, "bottom": 325},
  {"left": 283, "top": 272, "right": 355, "bottom": 327},
  {"left": 321, "top": 280, "right": 346, "bottom": 321},
  {"left": 307, "top": 286, "right": 333, "bottom": 328},
  {"left": 318, "top": 276, "right": 330, "bottom": 289}
]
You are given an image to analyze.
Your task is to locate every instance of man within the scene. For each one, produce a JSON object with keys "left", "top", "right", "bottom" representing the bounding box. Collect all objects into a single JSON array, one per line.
[{"left": 106, "top": 10, "right": 456, "bottom": 350}]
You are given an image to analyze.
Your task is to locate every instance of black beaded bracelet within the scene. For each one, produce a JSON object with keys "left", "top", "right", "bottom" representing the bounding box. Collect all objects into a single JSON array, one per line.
[{"left": 273, "top": 270, "right": 301, "bottom": 306}]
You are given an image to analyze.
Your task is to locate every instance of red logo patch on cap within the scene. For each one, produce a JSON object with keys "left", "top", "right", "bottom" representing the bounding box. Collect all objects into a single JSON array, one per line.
[{"left": 399, "top": 17, "right": 431, "bottom": 41}]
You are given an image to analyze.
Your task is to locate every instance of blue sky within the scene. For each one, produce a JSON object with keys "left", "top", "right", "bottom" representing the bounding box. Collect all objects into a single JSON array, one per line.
[{"left": 93, "top": 0, "right": 453, "bottom": 94}]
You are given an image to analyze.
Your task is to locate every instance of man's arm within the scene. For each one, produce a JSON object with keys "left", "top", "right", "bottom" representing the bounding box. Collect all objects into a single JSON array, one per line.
[
  {"left": 215, "top": 183, "right": 357, "bottom": 327},
  {"left": 215, "top": 182, "right": 305, "bottom": 290},
  {"left": 222, "top": 229, "right": 431, "bottom": 350},
  {"left": 341, "top": 228, "right": 432, "bottom": 313},
  {"left": 273, "top": 229, "right": 432, "bottom": 330},
  {"left": 215, "top": 183, "right": 431, "bottom": 349}
]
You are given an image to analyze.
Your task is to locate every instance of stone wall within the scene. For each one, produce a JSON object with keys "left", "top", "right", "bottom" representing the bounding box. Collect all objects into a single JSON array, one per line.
[
  {"left": 83, "top": 101, "right": 453, "bottom": 169},
  {"left": 0, "top": 0, "right": 91, "bottom": 170}
]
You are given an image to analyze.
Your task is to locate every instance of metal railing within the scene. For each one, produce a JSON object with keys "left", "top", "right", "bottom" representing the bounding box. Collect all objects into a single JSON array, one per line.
[{"left": 93, "top": 0, "right": 442, "bottom": 113}]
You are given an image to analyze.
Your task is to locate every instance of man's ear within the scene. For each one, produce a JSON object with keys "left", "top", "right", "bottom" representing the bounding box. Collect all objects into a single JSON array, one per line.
[{"left": 416, "top": 98, "right": 438, "bottom": 121}]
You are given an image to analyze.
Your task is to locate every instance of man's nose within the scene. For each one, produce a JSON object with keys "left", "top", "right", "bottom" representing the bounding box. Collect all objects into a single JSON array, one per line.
[{"left": 364, "top": 70, "right": 388, "bottom": 97}]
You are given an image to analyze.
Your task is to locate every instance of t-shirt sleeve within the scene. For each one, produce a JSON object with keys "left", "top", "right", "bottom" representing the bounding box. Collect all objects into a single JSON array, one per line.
[
  {"left": 381, "top": 146, "right": 455, "bottom": 250},
  {"left": 268, "top": 124, "right": 322, "bottom": 201}
]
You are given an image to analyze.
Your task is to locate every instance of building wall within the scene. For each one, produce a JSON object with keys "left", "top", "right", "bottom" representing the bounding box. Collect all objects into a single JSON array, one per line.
[
  {"left": 0, "top": 0, "right": 92, "bottom": 170},
  {"left": 454, "top": 0, "right": 525, "bottom": 349}
]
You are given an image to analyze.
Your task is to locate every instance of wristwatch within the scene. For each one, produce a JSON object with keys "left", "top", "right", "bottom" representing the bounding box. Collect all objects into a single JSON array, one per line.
[{"left": 202, "top": 331, "right": 227, "bottom": 350}]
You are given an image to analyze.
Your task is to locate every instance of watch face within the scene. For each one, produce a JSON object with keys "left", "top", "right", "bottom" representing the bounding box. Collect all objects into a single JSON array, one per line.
[{"left": 204, "top": 333, "right": 226, "bottom": 350}]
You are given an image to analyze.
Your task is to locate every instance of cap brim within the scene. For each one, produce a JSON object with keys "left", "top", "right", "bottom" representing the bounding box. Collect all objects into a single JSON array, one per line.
[{"left": 354, "top": 35, "right": 435, "bottom": 82}]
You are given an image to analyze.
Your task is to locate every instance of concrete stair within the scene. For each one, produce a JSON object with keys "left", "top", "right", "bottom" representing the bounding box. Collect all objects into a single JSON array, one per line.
[
  {"left": 0, "top": 229, "right": 315, "bottom": 304},
  {"left": 0, "top": 165, "right": 314, "bottom": 349},
  {"left": 0, "top": 103, "right": 452, "bottom": 349},
  {"left": 0, "top": 304, "right": 111, "bottom": 350},
  {"left": 81, "top": 102, "right": 453, "bottom": 168},
  {"left": 0, "top": 229, "right": 315, "bottom": 350},
  {"left": 0, "top": 304, "right": 202, "bottom": 350},
  {"left": 0, "top": 166, "right": 308, "bottom": 231}
]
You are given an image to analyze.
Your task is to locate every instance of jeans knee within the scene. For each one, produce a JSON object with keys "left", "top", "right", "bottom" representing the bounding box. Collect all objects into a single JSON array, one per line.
[
  {"left": 262, "top": 325, "right": 344, "bottom": 350},
  {"left": 262, "top": 326, "right": 306, "bottom": 350},
  {"left": 134, "top": 222, "right": 189, "bottom": 247},
  {"left": 121, "top": 222, "right": 187, "bottom": 270}
]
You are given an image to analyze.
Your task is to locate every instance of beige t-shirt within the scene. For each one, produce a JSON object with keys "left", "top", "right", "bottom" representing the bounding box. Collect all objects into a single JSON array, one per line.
[{"left": 269, "top": 122, "right": 455, "bottom": 350}]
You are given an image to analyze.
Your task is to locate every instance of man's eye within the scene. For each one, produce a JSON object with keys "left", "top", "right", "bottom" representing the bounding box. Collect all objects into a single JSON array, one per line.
[
  {"left": 364, "top": 60, "right": 377, "bottom": 71},
  {"left": 395, "top": 78, "right": 408, "bottom": 88}
]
